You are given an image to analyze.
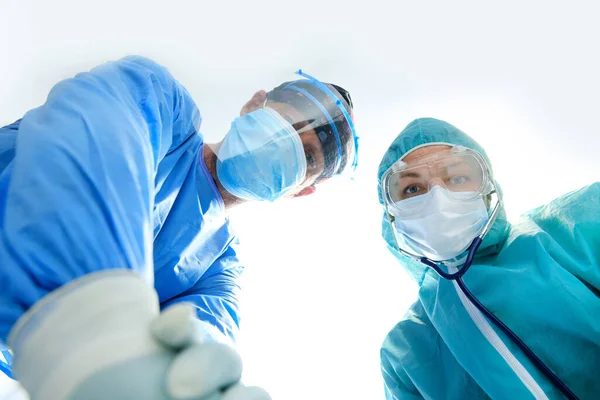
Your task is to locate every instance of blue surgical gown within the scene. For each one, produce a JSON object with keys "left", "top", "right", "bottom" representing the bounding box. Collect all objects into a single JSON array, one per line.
[
  {"left": 377, "top": 118, "right": 600, "bottom": 399},
  {"left": 0, "top": 56, "right": 242, "bottom": 345}
]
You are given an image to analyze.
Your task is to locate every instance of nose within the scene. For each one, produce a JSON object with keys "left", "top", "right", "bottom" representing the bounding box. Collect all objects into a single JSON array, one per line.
[{"left": 428, "top": 177, "right": 445, "bottom": 191}]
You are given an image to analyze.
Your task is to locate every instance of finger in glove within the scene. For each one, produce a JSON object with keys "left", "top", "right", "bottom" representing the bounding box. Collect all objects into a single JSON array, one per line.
[{"left": 167, "top": 343, "right": 243, "bottom": 400}]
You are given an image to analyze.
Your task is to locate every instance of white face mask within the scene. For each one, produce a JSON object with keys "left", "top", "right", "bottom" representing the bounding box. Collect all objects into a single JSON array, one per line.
[{"left": 393, "top": 186, "right": 489, "bottom": 261}]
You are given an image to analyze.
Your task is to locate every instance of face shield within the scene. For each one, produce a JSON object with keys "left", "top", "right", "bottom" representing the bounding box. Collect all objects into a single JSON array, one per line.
[
  {"left": 382, "top": 145, "right": 501, "bottom": 263},
  {"left": 266, "top": 71, "right": 358, "bottom": 181},
  {"left": 210, "top": 70, "right": 358, "bottom": 203}
]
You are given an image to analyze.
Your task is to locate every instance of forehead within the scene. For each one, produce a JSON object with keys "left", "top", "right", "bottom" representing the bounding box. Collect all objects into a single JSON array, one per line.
[
  {"left": 401, "top": 145, "right": 454, "bottom": 166},
  {"left": 266, "top": 101, "right": 308, "bottom": 123}
]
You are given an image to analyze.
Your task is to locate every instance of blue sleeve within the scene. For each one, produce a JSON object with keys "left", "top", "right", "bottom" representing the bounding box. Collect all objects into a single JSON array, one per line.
[
  {"left": 0, "top": 56, "right": 201, "bottom": 343},
  {"left": 160, "top": 241, "right": 243, "bottom": 342},
  {"left": 0, "top": 119, "right": 20, "bottom": 174}
]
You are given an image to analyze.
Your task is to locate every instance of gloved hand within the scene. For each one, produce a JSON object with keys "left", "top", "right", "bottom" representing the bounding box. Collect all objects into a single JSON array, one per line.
[
  {"left": 150, "top": 303, "right": 270, "bottom": 400},
  {"left": 8, "top": 270, "right": 270, "bottom": 400}
]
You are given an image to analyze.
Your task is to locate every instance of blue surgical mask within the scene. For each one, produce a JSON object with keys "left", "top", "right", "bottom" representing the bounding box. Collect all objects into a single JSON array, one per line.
[{"left": 216, "top": 108, "right": 307, "bottom": 202}]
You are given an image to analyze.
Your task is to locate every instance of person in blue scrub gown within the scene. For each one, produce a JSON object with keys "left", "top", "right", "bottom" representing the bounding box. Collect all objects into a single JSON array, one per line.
[{"left": 0, "top": 55, "right": 357, "bottom": 399}]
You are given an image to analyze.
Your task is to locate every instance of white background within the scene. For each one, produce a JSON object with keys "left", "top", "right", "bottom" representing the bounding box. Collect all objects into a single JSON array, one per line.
[{"left": 1, "top": 0, "right": 599, "bottom": 398}]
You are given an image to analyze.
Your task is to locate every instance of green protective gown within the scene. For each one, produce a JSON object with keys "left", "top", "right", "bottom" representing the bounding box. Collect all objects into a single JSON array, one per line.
[{"left": 378, "top": 118, "right": 600, "bottom": 399}]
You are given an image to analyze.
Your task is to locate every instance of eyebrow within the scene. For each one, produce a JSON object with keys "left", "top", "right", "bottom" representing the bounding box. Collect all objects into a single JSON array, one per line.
[
  {"left": 295, "top": 119, "right": 316, "bottom": 133},
  {"left": 445, "top": 161, "right": 467, "bottom": 169},
  {"left": 399, "top": 171, "right": 422, "bottom": 178}
]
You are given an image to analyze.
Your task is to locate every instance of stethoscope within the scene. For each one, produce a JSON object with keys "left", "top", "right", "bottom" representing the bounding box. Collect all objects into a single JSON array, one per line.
[{"left": 387, "top": 189, "right": 580, "bottom": 400}]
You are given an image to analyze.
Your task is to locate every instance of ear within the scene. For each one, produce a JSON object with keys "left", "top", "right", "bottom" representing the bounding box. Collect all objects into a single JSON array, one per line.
[
  {"left": 485, "top": 194, "right": 493, "bottom": 209},
  {"left": 293, "top": 185, "right": 316, "bottom": 198},
  {"left": 240, "top": 90, "right": 267, "bottom": 116}
]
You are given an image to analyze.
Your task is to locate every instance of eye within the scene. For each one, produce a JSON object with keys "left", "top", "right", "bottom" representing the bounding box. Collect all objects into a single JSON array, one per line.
[
  {"left": 402, "top": 184, "right": 422, "bottom": 197},
  {"left": 306, "top": 152, "right": 316, "bottom": 168},
  {"left": 449, "top": 176, "right": 469, "bottom": 185}
]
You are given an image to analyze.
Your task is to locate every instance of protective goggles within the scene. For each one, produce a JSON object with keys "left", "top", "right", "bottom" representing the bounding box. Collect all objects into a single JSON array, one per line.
[
  {"left": 381, "top": 145, "right": 502, "bottom": 272},
  {"left": 382, "top": 145, "right": 493, "bottom": 218}
]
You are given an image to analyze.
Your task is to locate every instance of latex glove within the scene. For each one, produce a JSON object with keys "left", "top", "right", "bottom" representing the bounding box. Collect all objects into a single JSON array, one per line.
[{"left": 8, "top": 270, "right": 270, "bottom": 400}]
